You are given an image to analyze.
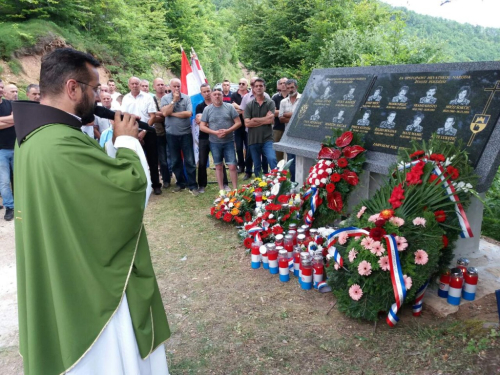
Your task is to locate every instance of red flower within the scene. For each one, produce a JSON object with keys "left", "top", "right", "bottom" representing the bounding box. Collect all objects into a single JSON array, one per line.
[
  {"left": 282, "top": 171, "right": 288, "bottom": 176},
  {"left": 337, "top": 158, "right": 348, "bottom": 168},
  {"left": 267, "top": 219, "right": 277, "bottom": 225},
  {"left": 261, "top": 230, "right": 270, "bottom": 239},
  {"left": 369, "top": 227, "right": 386, "bottom": 241},
  {"left": 343, "top": 145, "right": 365, "bottom": 159},
  {"left": 234, "top": 216, "right": 244, "bottom": 224},
  {"left": 272, "top": 225, "right": 283, "bottom": 235},
  {"left": 244, "top": 223, "right": 254, "bottom": 231},
  {"left": 326, "top": 183, "right": 336, "bottom": 193},
  {"left": 375, "top": 219, "right": 387, "bottom": 228},
  {"left": 278, "top": 195, "right": 289, "bottom": 203},
  {"left": 388, "top": 184, "right": 405, "bottom": 209},
  {"left": 245, "top": 212, "right": 252, "bottom": 222},
  {"left": 278, "top": 177, "right": 287, "bottom": 182},
  {"left": 430, "top": 153, "right": 445, "bottom": 162},
  {"left": 216, "top": 211, "right": 224, "bottom": 220},
  {"left": 281, "top": 214, "right": 290, "bottom": 221},
  {"left": 406, "top": 161, "right": 425, "bottom": 185},
  {"left": 223, "top": 213, "right": 233, "bottom": 222},
  {"left": 335, "top": 131, "right": 353, "bottom": 147},
  {"left": 342, "top": 170, "right": 359, "bottom": 186},
  {"left": 327, "top": 191, "right": 343, "bottom": 212},
  {"left": 446, "top": 165, "right": 459, "bottom": 180},
  {"left": 330, "top": 173, "right": 341, "bottom": 182},
  {"left": 210, "top": 207, "right": 216, "bottom": 216},
  {"left": 442, "top": 235, "right": 449, "bottom": 248},
  {"left": 255, "top": 187, "right": 262, "bottom": 192},
  {"left": 428, "top": 174, "right": 439, "bottom": 184},
  {"left": 243, "top": 237, "right": 253, "bottom": 249},
  {"left": 380, "top": 209, "right": 394, "bottom": 219},
  {"left": 318, "top": 146, "right": 341, "bottom": 160},
  {"left": 434, "top": 210, "right": 447, "bottom": 222},
  {"left": 262, "top": 212, "right": 270, "bottom": 220},
  {"left": 410, "top": 150, "right": 425, "bottom": 159}
]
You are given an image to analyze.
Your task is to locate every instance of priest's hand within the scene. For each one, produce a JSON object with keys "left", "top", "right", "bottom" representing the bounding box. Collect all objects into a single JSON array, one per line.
[{"left": 114, "top": 111, "right": 139, "bottom": 139}]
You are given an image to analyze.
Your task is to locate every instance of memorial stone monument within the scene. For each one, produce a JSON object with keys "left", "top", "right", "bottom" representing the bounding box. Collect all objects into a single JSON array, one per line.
[{"left": 275, "top": 61, "right": 500, "bottom": 259}]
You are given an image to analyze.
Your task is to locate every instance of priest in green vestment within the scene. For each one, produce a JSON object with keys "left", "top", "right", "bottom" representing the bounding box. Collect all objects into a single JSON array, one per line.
[{"left": 13, "top": 49, "right": 170, "bottom": 374}]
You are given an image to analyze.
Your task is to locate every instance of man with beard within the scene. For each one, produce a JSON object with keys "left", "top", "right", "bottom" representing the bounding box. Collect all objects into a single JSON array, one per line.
[{"left": 12, "top": 48, "right": 170, "bottom": 374}]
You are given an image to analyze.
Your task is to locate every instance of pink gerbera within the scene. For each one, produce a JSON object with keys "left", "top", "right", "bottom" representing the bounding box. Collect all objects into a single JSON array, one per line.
[
  {"left": 348, "top": 248, "right": 358, "bottom": 263},
  {"left": 338, "top": 232, "right": 349, "bottom": 245},
  {"left": 403, "top": 275, "right": 412, "bottom": 290},
  {"left": 358, "top": 260, "right": 372, "bottom": 276},
  {"left": 361, "top": 236, "right": 374, "bottom": 250},
  {"left": 378, "top": 256, "right": 390, "bottom": 271},
  {"left": 368, "top": 213, "right": 381, "bottom": 223},
  {"left": 370, "top": 241, "right": 385, "bottom": 256},
  {"left": 395, "top": 236, "right": 408, "bottom": 251},
  {"left": 414, "top": 249, "right": 429, "bottom": 265},
  {"left": 389, "top": 217, "right": 405, "bottom": 227},
  {"left": 412, "top": 217, "right": 426, "bottom": 227},
  {"left": 334, "top": 262, "right": 340, "bottom": 270},
  {"left": 349, "top": 284, "right": 363, "bottom": 301},
  {"left": 356, "top": 206, "right": 367, "bottom": 219}
]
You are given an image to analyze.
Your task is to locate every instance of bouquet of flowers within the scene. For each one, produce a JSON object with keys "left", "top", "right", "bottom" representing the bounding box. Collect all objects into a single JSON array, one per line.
[
  {"left": 326, "top": 136, "right": 478, "bottom": 323},
  {"left": 301, "top": 129, "right": 365, "bottom": 227}
]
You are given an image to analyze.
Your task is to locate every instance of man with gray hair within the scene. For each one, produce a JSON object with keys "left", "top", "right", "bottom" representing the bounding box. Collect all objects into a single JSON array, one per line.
[
  {"left": 26, "top": 84, "right": 40, "bottom": 102},
  {"left": 161, "top": 78, "right": 199, "bottom": 195},
  {"left": 140, "top": 79, "right": 150, "bottom": 93}
]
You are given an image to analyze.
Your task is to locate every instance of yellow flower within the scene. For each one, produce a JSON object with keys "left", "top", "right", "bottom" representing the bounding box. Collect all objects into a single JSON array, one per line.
[
  {"left": 230, "top": 198, "right": 237, "bottom": 203},
  {"left": 255, "top": 177, "right": 262, "bottom": 182},
  {"left": 258, "top": 182, "right": 267, "bottom": 187},
  {"left": 231, "top": 208, "right": 240, "bottom": 216},
  {"left": 235, "top": 202, "right": 242, "bottom": 208},
  {"left": 249, "top": 187, "right": 255, "bottom": 193},
  {"left": 262, "top": 196, "right": 267, "bottom": 201}
]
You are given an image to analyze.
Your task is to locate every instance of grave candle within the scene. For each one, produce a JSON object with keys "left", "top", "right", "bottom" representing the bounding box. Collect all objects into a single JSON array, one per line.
[
  {"left": 447, "top": 268, "right": 464, "bottom": 306},
  {"left": 438, "top": 269, "right": 451, "bottom": 298},
  {"left": 462, "top": 267, "right": 478, "bottom": 301},
  {"left": 293, "top": 246, "right": 301, "bottom": 277},
  {"left": 267, "top": 244, "right": 279, "bottom": 274},
  {"left": 278, "top": 249, "right": 290, "bottom": 282},
  {"left": 284, "top": 235, "right": 294, "bottom": 259}
]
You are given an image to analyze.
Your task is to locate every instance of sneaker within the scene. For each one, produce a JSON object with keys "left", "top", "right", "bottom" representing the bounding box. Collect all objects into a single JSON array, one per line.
[
  {"left": 162, "top": 183, "right": 171, "bottom": 189},
  {"left": 172, "top": 186, "right": 185, "bottom": 193},
  {"left": 189, "top": 189, "right": 200, "bottom": 197},
  {"left": 198, "top": 187, "right": 205, "bottom": 194},
  {"left": 243, "top": 173, "right": 252, "bottom": 181},
  {"left": 4, "top": 208, "right": 14, "bottom": 221},
  {"left": 223, "top": 185, "right": 231, "bottom": 192},
  {"left": 153, "top": 187, "right": 162, "bottom": 195}
]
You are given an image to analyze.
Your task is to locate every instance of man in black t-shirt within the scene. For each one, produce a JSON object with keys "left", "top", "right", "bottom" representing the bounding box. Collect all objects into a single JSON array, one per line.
[
  {"left": 271, "top": 77, "right": 288, "bottom": 162},
  {"left": 231, "top": 78, "right": 253, "bottom": 177},
  {"left": 195, "top": 84, "right": 228, "bottom": 193},
  {"left": 0, "top": 79, "right": 15, "bottom": 220},
  {"left": 222, "top": 80, "right": 232, "bottom": 104}
]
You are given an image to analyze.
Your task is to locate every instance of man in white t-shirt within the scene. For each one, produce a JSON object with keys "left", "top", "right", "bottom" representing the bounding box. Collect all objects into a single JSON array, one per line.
[
  {"left": 121, "top": 76, "right": 162, "bottom": 195},
  {"left": 108, "top": 79, "right": 121, "bottom": 110}
]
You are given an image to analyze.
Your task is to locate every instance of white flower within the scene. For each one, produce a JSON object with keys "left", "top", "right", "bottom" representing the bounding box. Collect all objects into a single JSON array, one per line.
[
  {"left": 314, "top": 179, "right": 320, "bottom": 186},
  {"left": 224, "top": 198, "right": 230, "bottom": 203},
  {"left": 318, "top": 169, "right": 324, "bottom": 174},
  {"left": 257, "top": 212, "right": 263, "bottom": 217},
  {"left": 266, "top": 191, "right": 271, "bottom": 196},
  {"left": 294, "top": 194, "right": 301, "bottom": 203},
  {"left": 320, "top": 178, "right": 327, "bottom": 184},
  {"left": 271, "top": 183, "right": 281, "bottom": 195},
  {"left": 456, "top": 181, "right": 473, "bottom": 193},
  {"left": 228, "top": 202, "right": 234, "bottom": 208},
  {"left": 326, "top": 168, "right": 333, "bottom": 174},
  {"left": 277, "top": 159, "right": 285, "bottom": 171},
  {"left": 444, "top": 156, "right": 455, "bottom": 167},
  {"left": 325, "top": 160, "right": 332, "bottom": 166},
  {"left": 312, "top": 173, "right": 318, "bottom": 178},
  {"left": 269, "top": 214, "right": 274, "bottom": 219}
]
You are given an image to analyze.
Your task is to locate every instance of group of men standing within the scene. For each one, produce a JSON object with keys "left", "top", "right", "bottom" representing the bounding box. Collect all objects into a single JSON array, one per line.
[{"left": 0, "top": 81, "right": 40, "bottom": 221}]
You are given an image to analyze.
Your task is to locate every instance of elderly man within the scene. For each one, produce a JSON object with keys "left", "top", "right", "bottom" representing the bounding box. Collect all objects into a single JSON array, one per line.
[
  {"left": 122, "top": 76, "right": 162, "bottom": 195},
  {"left": 140, "top": 79, "right": 150, "bottom": 93},
  {"left": 94, "top": 92, "right": 114, "bottom": 133},
  {"left": 4, "top": 84, "right": 18, "bottom": 101},
  {"left": 0, "top": 79, "right": 15, "bottom": 220},
  {"left": 200, "top": 88, "right": 241, "bottom": 191},
  {"left": 12, "top": 48, "right": 170, "bottom": 374},
  {"left": 244, "top": 78, "right": 277, "bottom": 177},
  {"left": 161, "top": 78, "right": 199, "bottom": 195},
  {"left": 26, "top": 84, "right": 40, "bottom": 102}
]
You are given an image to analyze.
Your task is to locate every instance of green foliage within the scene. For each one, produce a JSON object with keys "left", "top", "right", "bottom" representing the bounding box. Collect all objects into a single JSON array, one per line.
[{"left": 482, "top": 167, "right": 500, "bottom": 240}]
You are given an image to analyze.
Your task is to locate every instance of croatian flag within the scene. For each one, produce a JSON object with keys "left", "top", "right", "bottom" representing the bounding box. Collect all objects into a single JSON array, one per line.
[{"left": 180, "top": 47, "right": 204, "bottom": 163}]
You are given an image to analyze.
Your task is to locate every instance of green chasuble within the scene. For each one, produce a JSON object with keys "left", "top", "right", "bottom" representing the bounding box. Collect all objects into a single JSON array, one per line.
[{"left": 14, "top": 123, "right": 170, "bottom": 375}]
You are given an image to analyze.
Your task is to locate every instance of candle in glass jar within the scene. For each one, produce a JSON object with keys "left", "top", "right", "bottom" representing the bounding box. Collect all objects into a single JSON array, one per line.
[
  {"left": 267, "top": 244, "right": 279, "bottom": 274},
  {"left": 462, "top": 267, "right": 478, "bottom": 301},
  {"left": 275, "top": 234, "right": 284, "bottom": 247},
  {"left": 278, "top": 249, "right": 290, "bottom": 282},
  {"left": 447, "top": 268, "right": 463, "bottom": 306}
]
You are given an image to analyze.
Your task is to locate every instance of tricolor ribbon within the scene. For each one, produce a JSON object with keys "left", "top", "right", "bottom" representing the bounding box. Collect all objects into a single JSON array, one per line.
[
  {"left": 325, "top": 227, "right": 370, "bottom": 267},
  {"left": 288, "top": 257, "right": 294, "bottom": 271},
  {"left": 248, "top": 227, "right": 263, "bottom": 243},
  {"left": 412, "top": 279, "right": 430, "bottom": 316},
  {"left": 304, "top": 186, "right": 318, "bottom": 226},
  {"left": 398, "top": 157, "right": 473, "bottom": 238},
  {"left": 385, "top": 234, "right": 407, "bottom": 327}
]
